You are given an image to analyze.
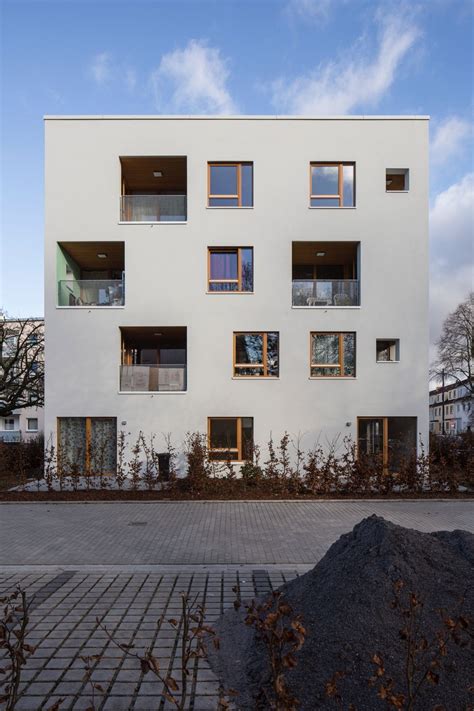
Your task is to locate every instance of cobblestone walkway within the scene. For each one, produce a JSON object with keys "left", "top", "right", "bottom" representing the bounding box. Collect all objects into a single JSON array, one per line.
[{"left": 1, "top": 500, "right": 472, "bottom": 566}]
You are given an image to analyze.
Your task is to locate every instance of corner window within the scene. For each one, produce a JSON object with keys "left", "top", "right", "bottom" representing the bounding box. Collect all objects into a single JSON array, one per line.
[
  {"left": 310, "top": 163, "right": 355, "bottom": 207},
  {"left": 208, "top": 163, "right": 253, "bottom": 207},
  {"left": 27, "top": 418, "right": 38, "bottom": 431},
  {"left": 208, "top": 247, "right": 253, "bottom": 292},
  {"left": 386, "top": 169, "right": 409, "bottom": 191},
  {"left": 208, "top": 417, "right": 253, "bottom": 461},
  {"left": 376, "top": 339, "right": 400, "bottom": 362},
  {"left": 233, "top": 332, "right": 279, "bottom": 377},
  {"left": 310, "top": 332, "right": 356, "bottom": 377}
]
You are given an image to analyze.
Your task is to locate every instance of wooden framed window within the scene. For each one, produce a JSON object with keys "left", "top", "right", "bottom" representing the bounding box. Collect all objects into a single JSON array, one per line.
[
  {"left": 233, "top": 332, "right": 279, "bottom": 377},
  {"left": 57, "top": 417, "right": 117, "bottom": 474},
  {"left": 310, "top": 162, "right": 355, "bottom": 207},
  {"left": 208, "top": 417, "right": 253, "bottom": 461},
  {"left": 357, "top": 417, "right": 416, "bottom": 471},
  {"left": 310, "top": 332, "right": 356, "bottom": 377},
  {"left": 208, "top": 162, "right": 253, "bottom": 207},
  {"left": 207, "top": 247, "right": 253, "bottom": 292}
]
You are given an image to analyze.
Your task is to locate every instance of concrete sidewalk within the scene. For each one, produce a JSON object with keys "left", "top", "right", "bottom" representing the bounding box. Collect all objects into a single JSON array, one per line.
[{"left": 1, "top": 500, "right": 472, "bottom": 567}]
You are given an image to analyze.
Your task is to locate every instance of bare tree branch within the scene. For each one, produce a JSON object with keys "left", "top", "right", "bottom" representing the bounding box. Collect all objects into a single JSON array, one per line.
[
  {"left": 431, "top": 293, "right": 473, "bottom": 397},
  {"left": 0, "top": 316, "right": 44, "bottom": 417}
]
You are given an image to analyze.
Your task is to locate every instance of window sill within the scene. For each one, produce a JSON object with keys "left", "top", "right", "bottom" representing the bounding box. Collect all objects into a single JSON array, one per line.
[
  {"left": 118, "top": 391, "right": 187, "bottom": 395},
  {"left": 26, "top": 430, "right": 38, "bottom": 433},
  {"left": 206, "top": 291, "right": 254, "bottom": 295},
  {"left": 232, "top": 377, "right": 280, "bottom": 380},
  {"left": 56, "top": 306, "right": 125, "bottom": 310},
  {"left": 292, "top": 306, "right": 361, "bottom": 310},
  {"left": 385, "top": 191, "right": 409, "bottom": 194},
  {"left": 118, "top": 221, "right": 187, "bottom": 225},
  {"left": 376, "top": 360, "right": 400, "bottom": 364}
]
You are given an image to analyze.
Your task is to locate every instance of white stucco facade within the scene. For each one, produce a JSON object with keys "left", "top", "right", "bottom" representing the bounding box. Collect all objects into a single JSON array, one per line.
[{"left": 44, "top": 116, "right": 429, "bottom": 468}]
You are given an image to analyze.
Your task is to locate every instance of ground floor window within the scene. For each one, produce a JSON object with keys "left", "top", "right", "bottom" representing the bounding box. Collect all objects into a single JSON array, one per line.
[
  {"left": 357, "top": 417, "right": 417, "bottom": 470},
  {"left": 58, "top": 417, "right": 117, "bottom": 474},
  {"left": 208, "top": 417, "right": 253, "bottom": 461},
  {"left": 310, "top": 332, "right": 356, "bottom": 377}
]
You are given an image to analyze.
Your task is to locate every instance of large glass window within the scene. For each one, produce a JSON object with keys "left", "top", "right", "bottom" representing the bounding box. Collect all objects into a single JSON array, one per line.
[
  {"left": 58, "top": 417, "right": 116, "bottom": 474},
  {"left": 208, "top": 163, "right": 253, "bottom": 207},
  {"left": 208, "top": 417, "right": 253, "bottom": 461},
  {"left": 310, "top": 332, "right": 356, "bottom": 377},
  {"left": 358, "top": 417, "right": 417, "bottom": 471},
  {"left": 234, "top": 332, "right": 279, "bottom": 377},
  {"left": 310, "top": 163, "right": 355, "bottom": 207},
  {"left": 208, "top": 247, "right": 253, "bottom": 292}
]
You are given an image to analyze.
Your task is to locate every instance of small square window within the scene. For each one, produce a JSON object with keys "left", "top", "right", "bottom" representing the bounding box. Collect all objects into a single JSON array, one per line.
[
  {"left": 310, "top": 332, "right": 356, "bottom": 377},
  {"left": 208, "top": 247, "right": 253, "bottom": 292},
  {"left": 4, "top": 419, "right": 15, "bottom": 431},
  {"left": 208, "top": 163, "right": 253, "bottom": 207},
  {"left": 27, "top": 418, "right": 38, "bottom": 431},
  {"left": 234, "top": 332, "right": 279, "bottom": 377},
  {"left": 386, "top": 169, "right": 409, "bottom": 191},
  {"left": 376, "top": 339, "right": 400, "bottom": 362},
  {"left": 310, "top": 163, "right": 355, "bottom": 207}
]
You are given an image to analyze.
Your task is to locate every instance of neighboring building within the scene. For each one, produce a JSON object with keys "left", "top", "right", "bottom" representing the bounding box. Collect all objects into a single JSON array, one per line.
[
  {"left": 429, "top": 380, "right": 473, "bottom": 434},
  {"left": 0, "top": 317, "right": 44, "bottom": 442},
  {"left": 44, "top": 115, "right": 429, "bottom": 472}
]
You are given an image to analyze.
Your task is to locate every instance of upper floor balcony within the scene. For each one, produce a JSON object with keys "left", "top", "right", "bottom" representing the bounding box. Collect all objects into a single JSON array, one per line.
[
  {"left": 57, "top": 242, "right": 125, "bottom": 307},
  {"left": 120, "top": 327, "right": 187, "bottom": 392},
  {"left": 292, "top": 241, "right": 360, "bottom": 307},
  {"left": 120, "top": 156, "right": 187, "bottom": 223}
]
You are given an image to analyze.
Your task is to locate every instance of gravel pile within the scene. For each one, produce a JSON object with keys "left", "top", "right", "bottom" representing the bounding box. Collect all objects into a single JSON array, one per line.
[{"left": 209, "top": 516, "right": 473, "bottom": 710}]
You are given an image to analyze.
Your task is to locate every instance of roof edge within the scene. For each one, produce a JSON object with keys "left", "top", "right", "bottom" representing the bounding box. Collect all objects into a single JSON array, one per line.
[{"left": 43, "top": 114, "right": 430, "bottom": 121}]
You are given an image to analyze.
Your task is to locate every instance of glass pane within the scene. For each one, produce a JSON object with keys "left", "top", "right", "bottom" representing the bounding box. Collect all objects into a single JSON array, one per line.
[
  {"left": 387, "top": 417, "right": 417, "bottom": 470},
  {"left": 210, "top": 418, "right": 237, "bottom": 450},
  {"left": 358, "top": 419, "right": 384, "bottom": 455},
  {"left": 234, "top": 366, "right": 265, "bottom": 377},
  {"left": 235, "top": 334, "right": 263, "bottom": 364},
  {"left": 240, "top": 248, "right": 254, "bottom": 291},
  {"left": 241, "top": 163, "right": 253, "bottom": 206},
  {"left": 312, "top": 334, "right": 340, "bottom": 365},
  {"left": 210, "top": 251, "right": 238, "bottom": 280},
  {"left": 242, "top": 417, "right": 254, "bottom": 459},
  {"left": 267, "top": 332, "right": 279, "bottom": 376},
  {"left": 343, "top": 165, "right": 354, "bottom": 206},
  {"left": 58, "top": 417, "right": 86, "bottom": 474},
  {"left": 209, "top": 165, "right": 238, "bottom": 195},
  {"left": 90, "top": 418, "right": 117, "bottom": 473},
  {"left": 311, "top": 366, "right": 341, "bottom": 377},
  {"left": 311, "top": 165, "right": 339, "bottom": 195},
  {"left": 209, "top": 282, "right": 238, "bottom": 292},
  {"left": 209, "top": 197, "right": 239, "bottom": 207},
  {"left": 209, "top": 450, "right": 239, "bottom": 461},
  {"left": 343, "top": 333, "right": 356, "bottom": 376},
  {"left": 310, "top": 198, "right": 340, "bottom": 207}
]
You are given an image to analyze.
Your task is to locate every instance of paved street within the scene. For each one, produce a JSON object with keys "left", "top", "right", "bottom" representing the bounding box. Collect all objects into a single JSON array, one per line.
[
  {"left": 1, "top": 500, "right": 472, "bottom": 709},
  {"left": 1, "top": 500, "right": 472, "bottom": 567}
]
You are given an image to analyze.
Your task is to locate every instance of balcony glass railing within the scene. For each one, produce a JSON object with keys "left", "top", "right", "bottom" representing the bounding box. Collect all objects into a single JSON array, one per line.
[
  {"left": 58, "top": 280, "right": 124, "bottom": 307},
  {"left": 292, "top": 279, "right": 360, "bottom": 306},
  {"left": 120, "top": 364, "right": 187, "bottom": 392},
  {"left": 120, "top": 195, "right": 187, "bottom": 222}
]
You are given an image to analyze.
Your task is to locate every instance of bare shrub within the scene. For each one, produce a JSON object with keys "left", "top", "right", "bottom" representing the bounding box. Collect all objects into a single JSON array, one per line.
[{"left": 0, "top": 586, "right": 35, "bottom": 711}]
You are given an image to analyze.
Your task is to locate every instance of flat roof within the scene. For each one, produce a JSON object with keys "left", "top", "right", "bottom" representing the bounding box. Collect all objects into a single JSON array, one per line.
[{"left": 44, "top": 114, "right": 430, "bottom": 121}]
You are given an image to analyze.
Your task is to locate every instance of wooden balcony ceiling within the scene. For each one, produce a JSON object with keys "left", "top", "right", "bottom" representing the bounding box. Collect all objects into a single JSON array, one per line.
[
  {"left": 120, "top": 156, "right": 187, "bottom": 192},
  {"left": 59, "top": 242, "right": 124, "bottom": 270},
  {"left": 292, "top": 241, "right": 358, "bottom": 265},
  {"left": 120, "top": 326, "right": 186, "bottom": 347}
]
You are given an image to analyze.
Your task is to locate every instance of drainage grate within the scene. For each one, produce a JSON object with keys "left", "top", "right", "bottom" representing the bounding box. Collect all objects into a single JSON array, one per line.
[{"left": 128, "top": 521, "right": 148, "bottom": 526}]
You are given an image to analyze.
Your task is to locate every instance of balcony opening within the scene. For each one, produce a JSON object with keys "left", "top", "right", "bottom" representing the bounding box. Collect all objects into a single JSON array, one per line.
[
  {"left": 292, "top": 241, "right": 360, "bottom": 307},
  {"left": 120, "top": 327, "right": 187, "bottom": 392},
  {"left": 120, "top": 156, "right": 187, "bottom": 222},
  {"left": 57, "top": 242, "right": 125, "bottom": 307}
]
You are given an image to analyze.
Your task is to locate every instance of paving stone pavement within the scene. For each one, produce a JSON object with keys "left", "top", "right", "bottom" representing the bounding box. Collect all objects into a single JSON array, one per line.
[
  {"left": 1, "top": 500, "right": 472, "bottom": 566},
  {"left": 1, "top": 500, "right": 472, "bottom": 709}
]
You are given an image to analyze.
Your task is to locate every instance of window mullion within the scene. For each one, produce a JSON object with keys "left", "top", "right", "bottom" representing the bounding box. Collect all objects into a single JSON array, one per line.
[
  {"left": 85, "top": 417, "right": 92, "bottom": 474},
  {"left": 237, "top": 164, "right": 242, "bottom": 207},
  {"left": 237, "top": 418, "right": 242, "bottom": 460},
  {"left": 263, "top": 332, "right": 268, "bottom": 377},
  {"left": 338, "top": 164, "right": 343, "bottom": 206}
]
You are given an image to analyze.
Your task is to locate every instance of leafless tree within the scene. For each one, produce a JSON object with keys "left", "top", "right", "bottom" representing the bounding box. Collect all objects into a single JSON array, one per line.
[
  {"left": 0, "top": 315, "right": 44, "bottom": 417},
  {"left": 432, "top": 293, "right": 473, "bottom": 396}
]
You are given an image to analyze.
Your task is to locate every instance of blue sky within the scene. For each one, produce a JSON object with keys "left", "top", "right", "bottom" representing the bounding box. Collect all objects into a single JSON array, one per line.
[{"left": 1, "top": 0, "right": 472, "bottom": 352}]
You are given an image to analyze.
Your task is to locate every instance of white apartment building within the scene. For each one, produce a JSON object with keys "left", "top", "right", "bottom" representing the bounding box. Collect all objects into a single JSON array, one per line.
[
  {"left": 44, "top": 116, "right": 429, "bottom": 472},
  {"left": 429, "top": 380, "right": 473, "bottom": 434}
]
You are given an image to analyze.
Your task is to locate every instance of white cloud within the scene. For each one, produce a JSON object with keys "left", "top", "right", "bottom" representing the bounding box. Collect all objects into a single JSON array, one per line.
[
  {"left": 90, "top": 52, "right": 112, "bottom": 85},
  {"left": 151, "top": 39, "right": 237, "bottom": 114},
  {"left": 429, "top": 173, "right": 474, "bottom": 356},
  {"left": 287, "top": 0, "right": 334, "bottom": 23},
  {"left": 431, "top": 117, "right": 472, "bottom": 165},
  {"left": 125, "top": 68, "right": 137, "bottom": 92},
  {"left": 271, "top": 14, "right": 419, "bottom": 114}
]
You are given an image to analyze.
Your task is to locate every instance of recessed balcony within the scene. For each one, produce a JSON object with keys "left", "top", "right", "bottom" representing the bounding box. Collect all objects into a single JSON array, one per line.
[
  {"left": 57, "top": 242, "right": 125, "bottom": 307},
  {"left": 120, "top": 156, "right": 187, "bottom": 222},
  {"left": 120, "top": 327, "right": 187, "bottom": 392},
  {"left": 292, "top": 241, "right": 360, "bottom": 307}
]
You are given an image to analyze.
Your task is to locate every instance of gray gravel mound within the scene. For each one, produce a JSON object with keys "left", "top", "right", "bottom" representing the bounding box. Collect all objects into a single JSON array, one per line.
[{"left": 209, "top": 516, "right": 473, "bottom": 710}]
